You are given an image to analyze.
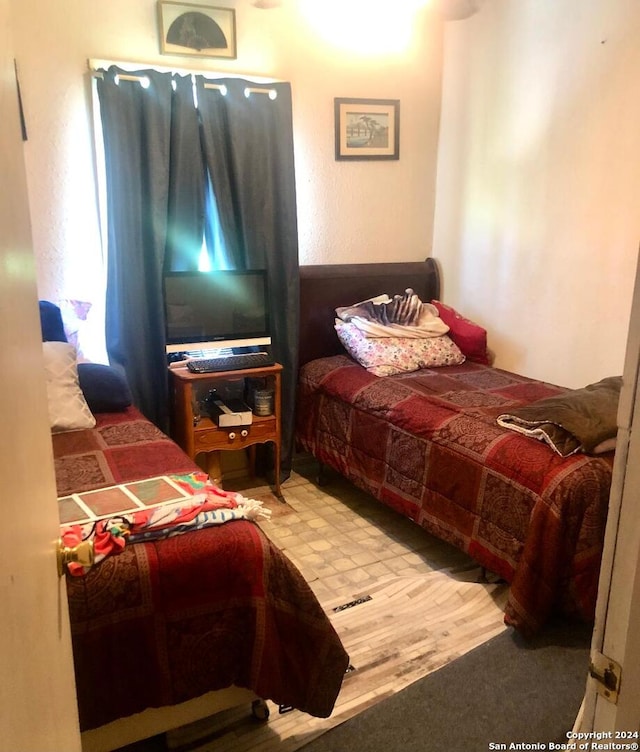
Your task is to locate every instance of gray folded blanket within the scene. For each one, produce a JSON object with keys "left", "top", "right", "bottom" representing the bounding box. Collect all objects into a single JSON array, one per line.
[
  {"left": 336, "top": 288, "right": 424, "bottom": 326},
  {"left": 496, "top": 376, "right": 622, "bottom": 456}
]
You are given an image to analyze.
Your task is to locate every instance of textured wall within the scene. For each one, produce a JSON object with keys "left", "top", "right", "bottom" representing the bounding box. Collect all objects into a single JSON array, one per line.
[
  {"left": 433, "top": 0, "right": 640, "bottom": 387},
  {"left": 11, "top": 0, "right": 443, "bottom": 301},
  {"left": 15, "top": 0, "right": 635, "bottom": 389}
]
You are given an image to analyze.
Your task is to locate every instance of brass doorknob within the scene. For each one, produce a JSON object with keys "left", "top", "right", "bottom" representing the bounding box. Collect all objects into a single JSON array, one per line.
[{"left": 56, "top": 538, "right": 95, "bottom": 577}]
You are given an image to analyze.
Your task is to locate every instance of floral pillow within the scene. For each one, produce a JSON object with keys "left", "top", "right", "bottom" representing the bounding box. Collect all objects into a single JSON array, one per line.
[{"left": 335, "top": 321, "right": 465, "bottom": 377}]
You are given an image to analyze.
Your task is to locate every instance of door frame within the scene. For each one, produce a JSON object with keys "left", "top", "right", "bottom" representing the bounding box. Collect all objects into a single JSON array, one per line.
[{"left": 580, "top": 248, "right": 640, "bottom": 732}]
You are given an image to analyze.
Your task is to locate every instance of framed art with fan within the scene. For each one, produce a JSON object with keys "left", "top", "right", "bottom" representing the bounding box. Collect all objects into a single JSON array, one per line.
[{"left": 158, "top": 2, "right": 237, "bottom": 59}]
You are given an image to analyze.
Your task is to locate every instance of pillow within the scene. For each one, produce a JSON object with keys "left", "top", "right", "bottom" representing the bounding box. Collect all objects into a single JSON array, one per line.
[
  {"left": 39, "top": 301, "right": 68, "bottom": 342},
  {"left": 57, "top": 299, "right": 92, "bottom": 361},
  {"left": 42, "top": 342, "right": 96, "bottom": 432},
  {"left": 335, "top": 321, "right": 465, "bottom": 377},
  {"left": 430, "top": 300, "right": 491, "bottom": 365},
  {"left": 77, "top": 363, "right": 133, "bottom": 413}
]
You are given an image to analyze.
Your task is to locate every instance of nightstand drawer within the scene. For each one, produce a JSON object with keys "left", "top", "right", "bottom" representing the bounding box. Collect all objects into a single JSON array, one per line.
[{"left": 194, "top": 417, "right": 276, "bottom": 453}]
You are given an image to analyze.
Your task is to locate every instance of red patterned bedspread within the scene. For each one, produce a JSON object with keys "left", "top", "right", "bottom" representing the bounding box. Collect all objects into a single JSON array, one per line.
[
  {"left": 296, "top": 356, "right": 614, "bottom": 635},
  {"left": 53, "top": 406, "right": 348, "bottom": 731}
]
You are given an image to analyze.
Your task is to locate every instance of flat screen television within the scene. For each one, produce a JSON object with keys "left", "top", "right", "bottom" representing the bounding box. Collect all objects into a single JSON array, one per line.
[{"left": 163, "top": 269, "right": 271, "bottom": 354}]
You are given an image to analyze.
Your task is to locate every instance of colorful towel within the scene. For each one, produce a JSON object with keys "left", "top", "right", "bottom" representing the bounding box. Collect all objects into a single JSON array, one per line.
[{"left": 60, "top": 472, "right": 271, "bottom": 575}]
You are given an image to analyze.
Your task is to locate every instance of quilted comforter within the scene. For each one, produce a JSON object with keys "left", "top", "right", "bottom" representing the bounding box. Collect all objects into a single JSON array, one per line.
[
  {"left": 53, "top": 406, "right": 348, "bottom": 731},
  {"left": 296, "top": 356, "right": 614, "bottom": 635}
]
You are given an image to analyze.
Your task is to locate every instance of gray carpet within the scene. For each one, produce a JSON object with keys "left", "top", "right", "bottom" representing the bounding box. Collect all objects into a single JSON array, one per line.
[{"left": 300, "top": 619, "right": 592, "bottom": 752}]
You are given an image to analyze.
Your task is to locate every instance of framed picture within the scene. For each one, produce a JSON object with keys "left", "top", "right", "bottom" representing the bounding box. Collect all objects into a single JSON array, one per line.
[
  {"left": 334, "top": 97, "right": 400, "bottom": 161},
  {"left": 158, "top": 2, "right": 237, "bottom": 59}
]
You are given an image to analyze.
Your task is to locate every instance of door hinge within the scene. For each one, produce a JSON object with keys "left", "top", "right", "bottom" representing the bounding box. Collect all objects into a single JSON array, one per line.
[{"left": 589, "top": 651, "right": 621, "bottom": 704}]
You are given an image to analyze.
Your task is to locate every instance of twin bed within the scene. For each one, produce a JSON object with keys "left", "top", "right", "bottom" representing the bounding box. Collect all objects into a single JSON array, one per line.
[
  {"left": 54, "top": 408, "right": 349, "bottom": 751},
  {"left": 296, "top": 258, "right": 616, "bottom": 636},
  {"left": 42, "top": 303, "right": 348, "bottom": 752}
]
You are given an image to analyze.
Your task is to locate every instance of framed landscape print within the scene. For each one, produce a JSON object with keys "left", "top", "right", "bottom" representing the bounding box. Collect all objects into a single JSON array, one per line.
[
  {"left": 334, "top": 97, "right": 400, "bottom": 161},
  {"left": 158, "top": 2, "right": 237, "bottom": 59}
]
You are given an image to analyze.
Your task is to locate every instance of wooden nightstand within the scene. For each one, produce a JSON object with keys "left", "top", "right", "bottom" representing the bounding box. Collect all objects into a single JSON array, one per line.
[{"left": 169, "top": 363, "right": 283, "bottom": 497}]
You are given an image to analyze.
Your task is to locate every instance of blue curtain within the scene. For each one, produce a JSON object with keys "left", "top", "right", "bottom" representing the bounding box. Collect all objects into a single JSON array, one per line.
[
  {"left": 196, "top": 78, "right": 300, "bottom": 480},
  {"left": 97, "top": 66, "right": 176, "bottom": 429},
  {"left": 165, "top": 75, "right": 207, "bottom": 272},
  {"left": 97, "top": 69, "right": 300, "bottom": 478}
]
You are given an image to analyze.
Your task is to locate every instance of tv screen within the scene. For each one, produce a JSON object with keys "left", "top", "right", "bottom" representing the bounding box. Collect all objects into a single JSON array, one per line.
[{"left": 163, "top": 269, "right": 270, "bottom": 353}]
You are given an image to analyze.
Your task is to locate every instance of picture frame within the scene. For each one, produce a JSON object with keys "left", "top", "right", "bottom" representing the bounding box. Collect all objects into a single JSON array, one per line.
[
  {"left": 157, "top": 2, "right": 237, "bottom": 59},
  {"left": 334, "top": 97, "right": 400, "bottom": 161}
]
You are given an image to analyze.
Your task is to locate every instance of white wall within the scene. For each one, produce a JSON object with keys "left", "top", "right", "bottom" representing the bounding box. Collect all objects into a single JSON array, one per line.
[
  {"left": 433, "top": 0, "right": 640, "bottom": 387},
  {"left": 11, "top": 0, "right": 443, "bottom": 302},
  {"left": 13, "top": 0, "right": 638, "bottom": 389}
]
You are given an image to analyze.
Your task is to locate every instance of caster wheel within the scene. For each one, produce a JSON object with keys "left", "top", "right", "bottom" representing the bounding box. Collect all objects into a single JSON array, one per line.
[{"left": 251, "top": 699, "right": 270, "bottom": 722}]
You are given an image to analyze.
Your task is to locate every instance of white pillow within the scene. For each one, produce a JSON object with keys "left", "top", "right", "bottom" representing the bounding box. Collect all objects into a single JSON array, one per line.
[{"left": 42, "top": 342, "right": 96, "bottom": 432}]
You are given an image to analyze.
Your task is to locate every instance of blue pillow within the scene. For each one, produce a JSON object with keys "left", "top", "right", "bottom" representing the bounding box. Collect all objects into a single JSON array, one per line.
[
  {"left": 77, "top": 363, "right": 132, "bottom": 413},
  {"left": 39, "top": 301, "right": 67, "bottom": 342}
]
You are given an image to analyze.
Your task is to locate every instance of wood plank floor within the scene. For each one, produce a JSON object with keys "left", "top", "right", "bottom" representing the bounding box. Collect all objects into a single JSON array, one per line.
[{"left": 165, "top": 458, "right": 509, "bottom": 752}]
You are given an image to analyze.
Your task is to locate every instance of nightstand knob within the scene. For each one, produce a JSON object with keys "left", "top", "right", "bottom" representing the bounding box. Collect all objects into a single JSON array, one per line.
[
  {"left": 241, "top": 429, "right": 248, "bottom": 437},
  {"left": 228, "top": 432, "right": 236, "bottom": 440}
]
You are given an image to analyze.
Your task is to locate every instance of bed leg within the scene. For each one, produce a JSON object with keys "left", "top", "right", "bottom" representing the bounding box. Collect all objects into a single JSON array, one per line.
[
  {"left": 317, "top": 462, "right": 330, "bottom": 486},
  {"left": 478, "top": 567, "right": 488, "bottom": 583}
]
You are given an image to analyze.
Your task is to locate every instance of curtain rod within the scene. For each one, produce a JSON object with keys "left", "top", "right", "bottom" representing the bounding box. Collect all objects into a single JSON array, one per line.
[
  {"left": 91, "top": 70, "right": 277, "bottom": 96},
  {"left": 88, "top": 58, "right": 278, "bottom": 85}
]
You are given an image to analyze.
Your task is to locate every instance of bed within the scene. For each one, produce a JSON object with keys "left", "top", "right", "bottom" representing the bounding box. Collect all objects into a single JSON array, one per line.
[
  {"left": 295, "top": 259, "right": 615, "bottom": 636},
  {"left": 41, "top": 302, "right": 349, "bottom": 752}
]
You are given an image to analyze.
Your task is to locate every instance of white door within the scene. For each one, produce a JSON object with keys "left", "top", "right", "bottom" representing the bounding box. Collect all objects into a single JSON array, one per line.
[
  {"left": 578, "top": 249, "right": 640, "bottom": 733},
  {"left": 0, "top": 2, "right": 82, "bottom": 750}
]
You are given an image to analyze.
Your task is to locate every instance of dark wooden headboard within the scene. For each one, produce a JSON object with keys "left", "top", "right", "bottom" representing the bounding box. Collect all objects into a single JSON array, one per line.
[{"left": 298, "top": 257, "right": 441, "bottom": 367}]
